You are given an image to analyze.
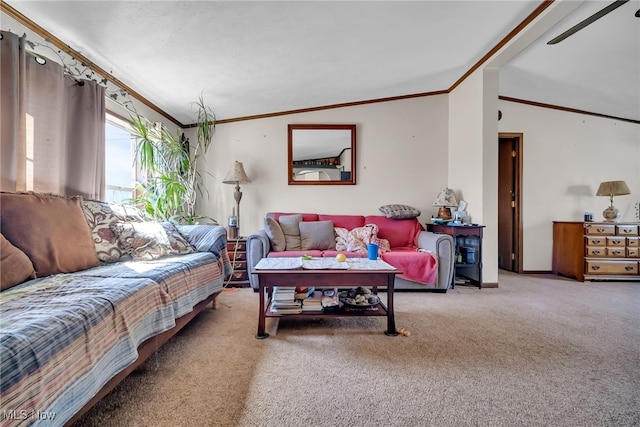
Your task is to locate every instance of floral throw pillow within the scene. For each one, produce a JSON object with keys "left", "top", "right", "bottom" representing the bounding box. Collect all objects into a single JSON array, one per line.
[
  {"left": 110, "top": 221, "right": 195, "bottom": 261},
  {"left": 82, "top": 200, "right": 145, "bottom": 263},
  {"left": 335, "top": 224, "right": 390, "bottom": 253}
]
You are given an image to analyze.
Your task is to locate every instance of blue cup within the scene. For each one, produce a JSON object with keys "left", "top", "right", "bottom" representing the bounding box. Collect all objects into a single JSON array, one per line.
[{"left": 367, "top": 243, "right": 379, "bottom": 260}]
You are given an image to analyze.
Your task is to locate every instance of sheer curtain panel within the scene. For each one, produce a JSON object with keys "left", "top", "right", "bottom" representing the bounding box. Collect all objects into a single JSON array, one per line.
[{"left": 0, "top": 31, "right": 105, "bottom": 200}]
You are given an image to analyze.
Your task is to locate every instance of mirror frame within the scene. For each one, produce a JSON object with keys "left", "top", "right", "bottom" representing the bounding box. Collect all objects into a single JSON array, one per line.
[{"left": 287, "top": 124, "right": 356, "bottom": 185}]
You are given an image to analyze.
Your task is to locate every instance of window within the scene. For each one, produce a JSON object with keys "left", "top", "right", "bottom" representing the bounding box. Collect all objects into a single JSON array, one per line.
[{"left": 104, "top": 113, "right": 136, "bottom": 203}]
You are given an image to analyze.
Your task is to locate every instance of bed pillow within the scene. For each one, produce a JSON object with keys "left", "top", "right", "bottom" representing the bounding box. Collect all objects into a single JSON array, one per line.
[
  {"left": 111, "top": 221, "right": 194, "bottom": 261},
  {"left": 0, "top": 192, "right": 100, "bottom": 277},
  {"left": 0, "top": 233, "right": 36, "bottom": 290},
  {"left": 265, "top": 217, "right": 286, "bottom": 251},
  {"left": 278, "top": 214, "right": 303, "bottom": 251},
  {"left": 299, "top": 220, "right": 335, "bottom": 251},
  {"left": 82, "top": 199, "right": 145, "bottom": 263},
  {"left": 379, "top": 204, "right": 421, "bottom": 219}
]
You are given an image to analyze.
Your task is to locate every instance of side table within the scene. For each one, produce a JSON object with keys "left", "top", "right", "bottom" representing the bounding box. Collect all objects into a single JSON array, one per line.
[
  {"left": 426, "top": 223, "right": 485, "bottom": 288},
  {"left": 226, "top": 237, "right": 250, "bottom": 287}
]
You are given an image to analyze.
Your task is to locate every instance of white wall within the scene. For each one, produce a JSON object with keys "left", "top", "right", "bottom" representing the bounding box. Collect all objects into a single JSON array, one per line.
[
  {"left": 196, "top": 95, "right": 450, "bottom": 236},
  {"left": 498, "top": 99, "right": 640, "bottom": 271}
]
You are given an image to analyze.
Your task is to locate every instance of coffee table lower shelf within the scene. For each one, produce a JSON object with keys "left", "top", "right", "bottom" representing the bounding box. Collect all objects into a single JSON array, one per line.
[{"left": 254, "top": 267, "right": 400, "bottom": 339}]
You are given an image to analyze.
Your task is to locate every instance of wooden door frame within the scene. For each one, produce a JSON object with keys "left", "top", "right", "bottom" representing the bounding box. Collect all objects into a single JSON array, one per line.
[{"left": 499, "top": 133, "right": 523, "bottom": 273}]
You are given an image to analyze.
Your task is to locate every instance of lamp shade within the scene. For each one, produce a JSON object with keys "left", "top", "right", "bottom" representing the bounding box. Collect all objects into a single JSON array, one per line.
[
  {"left": 222, "top": 161, "right": 251, "bottom": 184},
  {"left": 595, "top": 180, "right": 630, "bottom": 197},
  {"left": 433, "top": 188, "right": 458, "bottom": 207}
]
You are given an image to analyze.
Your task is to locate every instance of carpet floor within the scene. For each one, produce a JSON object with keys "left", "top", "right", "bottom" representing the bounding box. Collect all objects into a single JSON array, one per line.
[{"left": 74, "top": 272, "right": 640, "bottom": 427}]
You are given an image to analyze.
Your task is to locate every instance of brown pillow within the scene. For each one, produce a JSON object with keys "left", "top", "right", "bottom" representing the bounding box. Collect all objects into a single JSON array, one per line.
[
  {"left": 278, "top": 214, "right": 302, "bottom": 251},
  {"left": 0, "top": 233, "right": 36, "bottom": 290},
  {"left": 264, "top": 217, "right": 286, "bottom": 251},
  {"left": 0, "top": 192, "right": 100, "bottom": 277}
]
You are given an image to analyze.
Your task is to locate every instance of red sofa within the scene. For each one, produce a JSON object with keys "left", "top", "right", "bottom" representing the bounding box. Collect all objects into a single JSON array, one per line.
[{"left": 246, "top": 212, "right": 455, "bottom": 291}]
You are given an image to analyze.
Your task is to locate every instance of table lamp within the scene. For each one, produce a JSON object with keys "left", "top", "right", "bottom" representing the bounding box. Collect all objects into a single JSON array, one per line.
[
  {"left": 222, "top": 161, "right": 251, "bottom": 236},
  {"left": 596, "top": 180, "right": 630, "bottom": 222},
  {"left": 433, "top": 188, "right": 458, "bottom": 220}
]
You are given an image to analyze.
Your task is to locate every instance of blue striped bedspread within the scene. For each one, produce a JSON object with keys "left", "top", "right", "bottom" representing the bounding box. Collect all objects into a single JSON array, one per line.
[{"left": 0, "top": 224, "right": 231, "bottom": 426}]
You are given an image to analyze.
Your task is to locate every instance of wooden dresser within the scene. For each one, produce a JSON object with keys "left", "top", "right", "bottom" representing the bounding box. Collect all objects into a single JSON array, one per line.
[
  {"left": 226, "top": 237, "right": 250, "bottom": 287},
  {"left": 552, "top": 221, "right": 640, "bottom": 282}
]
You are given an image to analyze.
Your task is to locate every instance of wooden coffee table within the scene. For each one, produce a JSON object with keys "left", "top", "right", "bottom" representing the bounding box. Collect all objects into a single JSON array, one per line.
[{"left": 253, "top": 257, "right": 401, "bottom": 339}]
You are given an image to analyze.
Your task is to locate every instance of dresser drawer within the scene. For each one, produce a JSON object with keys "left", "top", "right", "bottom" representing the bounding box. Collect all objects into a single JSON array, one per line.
[
  {"left": 616, "top": 225, "right": 639, "bottom": 236},
  {"left": 231, "top": 251, "right": 247, "bottom": 261},
  {"left": 584, "top": 224, "right": 615, "bottom": 235},
  {"left": 585, "top": 246, "right": 606, "bottom": 257},
  {"left": 231, "top": 260, "right": 247, "bottom": 270},
  {"left": 228, "top": 241, "right": 247, "bottom": 251},
  {"left": 628, "top": 247, "right": 640, "bottom": 258},
  {"left": 230, "top": 270, "right": 248, "bottom": 281},
  {"left": 627, "top": 237, "right": 639, "bottom": 248},
  {"left": 585, "top": 260, "right": 639, "bottom": 275},
  {"left": 605, "top": 247, "right": 626, "bottom": 257},
  {"left": 586, "top": 236, "right": 606, "bottom": 246},
  {"left": 606, "top": 236, "right": 626, "bottom": 247}
]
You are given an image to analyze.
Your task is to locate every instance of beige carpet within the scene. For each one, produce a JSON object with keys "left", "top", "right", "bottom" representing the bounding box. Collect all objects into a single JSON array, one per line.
[{"left": 74, "top": 272, "right": 640, "bottom": 427}]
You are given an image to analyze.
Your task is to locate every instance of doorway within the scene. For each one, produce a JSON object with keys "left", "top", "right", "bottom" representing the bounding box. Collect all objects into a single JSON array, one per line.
[{"left": 498, "top": 133, "right": 523, "bottom": 273}]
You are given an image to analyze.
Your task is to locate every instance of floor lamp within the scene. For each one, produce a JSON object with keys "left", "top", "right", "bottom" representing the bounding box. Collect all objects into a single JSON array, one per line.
[{"left": 222, "top": 161, "right": 251, "bottom": 237}]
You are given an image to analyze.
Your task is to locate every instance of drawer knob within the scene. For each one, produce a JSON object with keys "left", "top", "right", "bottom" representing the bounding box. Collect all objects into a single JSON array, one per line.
[
  {"left": 612, "top": 240, "right": 621, "bottom": 245},
  {"left": 597, "top": 228, "right": 605, "bottom": 232},
  {"left": 593, "top": 250, "right": 600, "bottom": 255},
  {"left": 593, "top": 240, "right": 601, "bottom": 244},
  {"left": 591, "top": 265, "right": 600, "bottom": 271},
  {"left": 621, "top": 230, "right": 631, "bottom": 234},
  {"left": 612, "top": 251, "right": 621, "bottom": 255},
  {"left": 625, "top": 266, "right": 634, "bottom": 271}
]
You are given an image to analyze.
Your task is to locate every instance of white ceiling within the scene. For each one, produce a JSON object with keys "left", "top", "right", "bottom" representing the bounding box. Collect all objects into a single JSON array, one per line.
[{"left": 3, "top": 0, "right": 639, "bottom": 125}]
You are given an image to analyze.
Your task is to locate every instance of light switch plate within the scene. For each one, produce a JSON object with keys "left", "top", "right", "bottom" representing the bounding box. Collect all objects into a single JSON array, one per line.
[{"left": 635, "top": 202, "right": 640, "bottom": 221}]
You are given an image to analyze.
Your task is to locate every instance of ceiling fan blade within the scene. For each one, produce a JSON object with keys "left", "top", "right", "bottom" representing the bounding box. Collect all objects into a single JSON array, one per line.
[{"left": 547, "top": 0, "right": 629, "bottom": 45}]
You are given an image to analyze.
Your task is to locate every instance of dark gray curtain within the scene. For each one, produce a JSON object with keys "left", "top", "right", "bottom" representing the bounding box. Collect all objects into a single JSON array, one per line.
[{"left": 0, "top": 31, "right": 105, "bottom": 199}]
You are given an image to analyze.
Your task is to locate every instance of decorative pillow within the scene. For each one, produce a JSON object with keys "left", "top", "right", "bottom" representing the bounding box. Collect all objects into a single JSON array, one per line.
[
  {"left": 0, "top": 233, "right": 36, "bottom": 290},
  {"left": 265, "top": 217, "right": 286, "bottom": 252},
  {"left": 0, "top": 192, "right": 100, "bottom": 277},
  {"left": 82, "top": 199, "right": 145, "bottom": 263},
  {"left": 299, "top": 220, "right": 335, "bottom": 251},
  {"left": 335, "top": 224, "right": 391, "bottom": 253},
  {"left": 379, "top": 204, "right": 421, "bottom": 219},
  {"left": 110, "top": 221, "right": 194, "bottom": 261},
  {"left": 278, "top": 214, "right": 302, "bottom": 251}
]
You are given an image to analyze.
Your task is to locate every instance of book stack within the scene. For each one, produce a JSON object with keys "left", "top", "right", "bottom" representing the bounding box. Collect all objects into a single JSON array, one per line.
[
  {"left": 270, "top": 286, "right": 302, "bottom": 314},
  {"left": 301, "top": 291, "right": 323, "bottom": 313},
  {"left": 294, "top": 286, "right": 315, "bottom": 300}
]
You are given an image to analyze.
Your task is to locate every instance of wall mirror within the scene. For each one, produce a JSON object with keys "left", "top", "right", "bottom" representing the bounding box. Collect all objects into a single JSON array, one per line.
[{"left": 288, "top": 124, "right": 356, "bottom": 185}]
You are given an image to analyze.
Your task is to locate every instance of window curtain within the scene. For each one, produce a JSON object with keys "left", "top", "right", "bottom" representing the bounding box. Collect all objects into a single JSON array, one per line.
[{"left": 0, "top": 31, "right": 105, "bottom": 200}]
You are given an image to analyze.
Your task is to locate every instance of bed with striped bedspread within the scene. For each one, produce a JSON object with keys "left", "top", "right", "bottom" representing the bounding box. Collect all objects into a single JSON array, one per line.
[{"left": 0, "top": 225, "right": 232, "bottom": 426}]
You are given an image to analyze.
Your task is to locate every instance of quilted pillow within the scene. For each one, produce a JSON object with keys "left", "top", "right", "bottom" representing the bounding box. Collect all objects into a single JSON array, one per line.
[
  {"left": 110, "top": 221, "right": 194, "bottom": 261},
  {"left": 379, "top": 204, "right": 421, "bottom": 219},
  {"left": 0, "top": 192, "right": 99, "bottom": 277},
  {"left": 335, "top": 224, "right": 390, "bottom": 253},
  {"left": 0, "top": 233, "right": 36, "bottom": 290},
  {"left": 278, "top": 214, "right": 303, "bottom": 251},
  {"left": 299, "top": 220, "right": 335, "bottom": 251},
  {"left": 265, "top": 217, "right": 286, "bottom": 251},
  {"left": 82, "top": 200, "right": 145, "bottom": 263}
]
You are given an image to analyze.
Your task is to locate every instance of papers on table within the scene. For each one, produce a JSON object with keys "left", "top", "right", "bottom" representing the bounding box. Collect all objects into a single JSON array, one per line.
[
  {"left": 254, "top": 257, "right": 397, "bottom": 271},
  {"left": 254, "top": 258, "right": 302, "bottom": 270}
]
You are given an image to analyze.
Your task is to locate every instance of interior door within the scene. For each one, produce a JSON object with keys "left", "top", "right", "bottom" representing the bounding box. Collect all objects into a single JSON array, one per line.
[{"left": 498, "top": 134, "right": 522, "bottom": 272}]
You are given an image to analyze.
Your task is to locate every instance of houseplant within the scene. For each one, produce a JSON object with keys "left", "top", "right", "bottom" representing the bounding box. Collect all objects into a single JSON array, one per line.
[{"left": 130, "top": 95, "right": 216, "bottom": 224}]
